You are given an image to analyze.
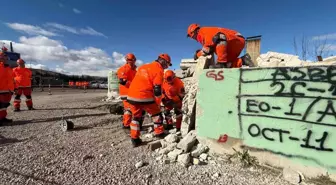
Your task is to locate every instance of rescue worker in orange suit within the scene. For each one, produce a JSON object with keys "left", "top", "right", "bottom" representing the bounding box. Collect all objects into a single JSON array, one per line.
[
  {"left": 117, "top": 53, "right": 137, "bottom": 129},
  {"left": 127, "top": 54, "right": 172, "bottom": 147},
  {"left": 0, "top": 52, "right": 14, "bottom": 124},
  {"left": 13, "top": 59, "right": 34, "bottom": 111},
  {"left": 186, "top": 23, "right": 254, "bottom": 68},
  {"left": 162, "top": 70, "right": 185, "bottom": 132}
]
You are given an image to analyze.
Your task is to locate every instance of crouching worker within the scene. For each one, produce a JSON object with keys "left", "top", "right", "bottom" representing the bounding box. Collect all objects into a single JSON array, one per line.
[
  {"left": 162, "top": 70, "right": 185, "bottom": 132},
  {"left": 13, "top": 59, "right": 34, "bottom": 111},
  {"left": 0, "top": 52, "right": 14, "bottom": 125},
  {"left": 127, "top": 54, "right": 172, "bottom": 147}
]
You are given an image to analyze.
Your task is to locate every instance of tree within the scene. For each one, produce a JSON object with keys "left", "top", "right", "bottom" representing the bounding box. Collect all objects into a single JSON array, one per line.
[{"left": 293, "top": 34, "right": 335, "bottom": 61}]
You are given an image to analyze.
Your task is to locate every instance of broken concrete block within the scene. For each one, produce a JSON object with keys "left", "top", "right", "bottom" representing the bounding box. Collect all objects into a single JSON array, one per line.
[
  {"left": 200, "top": 153, "right": 208, "bottom": 161},
  {"left": 148, "top": 140, "right": 162, "bottom": 151},
  {"left": 164, "top": 134, "right": 178, "bottom": 143},
  {"left": 177, "top": 153, "right": 191, "bottom": 167},
  {"left": 167, "top": 149, "right": 183, "bottom": 161},
  {"left": 283, "top": 167, "right": 304, "bottom": 184},
  {"left": 191, "top": 144, "right": 209, "bottom": 157},
  {"left": 177, "top": 130, "right": 197, "bottom": 152},
  {"left": 159, "top": 143, "right": 177, "bottom": 155},
  {"left": 160, "top": 140, "right": 169, "bottom": 148}
]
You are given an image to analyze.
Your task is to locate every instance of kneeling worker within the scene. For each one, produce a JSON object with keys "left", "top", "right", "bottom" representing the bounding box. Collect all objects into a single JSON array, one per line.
[
  {"left": 162, "top": 70, "right": 185, "bottom": 132},
  {"left": 187, "top": 23, "right": 254, "bottom": 68}
]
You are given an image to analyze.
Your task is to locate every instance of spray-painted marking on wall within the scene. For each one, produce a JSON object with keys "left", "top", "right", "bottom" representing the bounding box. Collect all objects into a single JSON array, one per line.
[
  {"left": 206, "top": 70, "right": 224, "bottom": 81},
  {"left": 237, "top": 66, "right": 336, "bottom": 168},
  {"left": 198, "top": 66, "right": 336, "bottom": 170}
]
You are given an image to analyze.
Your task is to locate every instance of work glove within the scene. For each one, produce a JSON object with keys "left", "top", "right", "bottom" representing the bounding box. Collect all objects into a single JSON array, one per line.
[{"left": 194, "top": 49, "right": 201, "bottom": 60}]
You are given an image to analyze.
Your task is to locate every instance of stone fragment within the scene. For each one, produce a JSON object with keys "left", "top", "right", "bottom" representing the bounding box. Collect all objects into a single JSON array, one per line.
[
  {"left": 283, "top": 167, "right": 304, "bottom": 184},
  {"left": 200, "top": 153, "right": 208, "bottom": 161},
  {"left": 167, "top": 149, "right": 183, "bottom": 161},
  {"left": 177, "top": 130, "right": 197, "bottom": 152},
  {"left": 193, "top": 158, "right": 200, "bottom": 165},
  {"left": 148, "top": 140, "right": 162, "bottom": 151},
  {"left": 159, "top": 143, "right": 177, "bottom": 155},
  {"left": 177, "top": 153, "right": 191, "bottom": 167},
  {"left": 191, "top": 144, "right": 209, "bottom": 157},
  {"left": 135, "top": 161, "right": 144, "bottom": 169},
  {"left": 164, "top": 134, "right": 178, "bottom": 143}
]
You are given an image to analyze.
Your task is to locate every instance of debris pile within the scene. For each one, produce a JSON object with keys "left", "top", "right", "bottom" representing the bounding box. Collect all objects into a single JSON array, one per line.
[
  {"left": 148, "top": 130, "right": 214, "bottom": 167},
  {"left": 180, "top": 58, "right": 197, "bottom": 78},
  {"left": 257, "top": 52, "right": 304, "bottom": 67},
  {"left": 181, "top": 77, "right": 198, "bottom": 136}
]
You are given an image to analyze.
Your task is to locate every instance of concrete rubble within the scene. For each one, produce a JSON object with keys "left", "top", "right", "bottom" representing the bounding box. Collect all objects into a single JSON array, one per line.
[{"left": 148, "top": 130, "right": 213, "bottom": 168}]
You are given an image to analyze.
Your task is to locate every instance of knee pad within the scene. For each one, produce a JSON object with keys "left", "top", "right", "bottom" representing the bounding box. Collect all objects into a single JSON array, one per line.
[
  {"left": 26, "top": 95, "right": 32, "bottom": 99},
  {"left": 213, "top": 32, "right": 227, "bottom": 44},
  {"left": 15, "top": 95, "right": 21, "bottom": 99}
]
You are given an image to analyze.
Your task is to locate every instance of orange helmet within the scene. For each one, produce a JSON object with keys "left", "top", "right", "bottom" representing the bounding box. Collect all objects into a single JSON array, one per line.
[
  {"left": 17, "top": 59, "right": 25, "bottom": 64},
  {"left": 164, "top": 70, "right": 175, "bottom": 83},
  {"left": 187, "top": 23, "right": 200, "bottom": 38},
  {"left": 0, "top": 52, "right": 7, "bottom": 62},
  {"left": 125, "top": 53, "right": 136, "bottom": 62},
  {"left": 157, "top": 53, "right": 172, "bottom": 69}
]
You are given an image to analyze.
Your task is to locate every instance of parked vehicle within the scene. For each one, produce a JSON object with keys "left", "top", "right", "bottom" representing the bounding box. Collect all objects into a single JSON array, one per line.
[{"left": 98, "top": 81, "right": 108, "bottom": 89}]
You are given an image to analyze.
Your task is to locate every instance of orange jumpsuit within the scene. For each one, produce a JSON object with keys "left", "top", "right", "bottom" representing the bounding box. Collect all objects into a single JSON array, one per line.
[
  {"left": 196, "top": 27, "right": 245, "bottom": 68},
  {"left": 13, "top": 67, "right": 33, "bottom": 109},
  {"left": 127, "top": 61, "right": 165, "bottom": 139},
  {"left": 162, "top": 77, "right": 185, "bottom": 130},
  {"left": 0, "top": 63, "right": 14, "bottom": 120},
  {"left": 117, "top": 63, "right": 137, "bottom": 127}
]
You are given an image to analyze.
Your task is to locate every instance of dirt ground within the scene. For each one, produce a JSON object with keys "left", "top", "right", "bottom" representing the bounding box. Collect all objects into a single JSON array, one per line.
[{"left": 0, "top": 88, "right": 304, "bottom": 185}]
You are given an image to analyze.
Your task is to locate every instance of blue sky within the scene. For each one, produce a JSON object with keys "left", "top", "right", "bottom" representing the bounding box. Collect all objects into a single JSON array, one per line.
[{"left": 1, "top": 0, "right": 336, "bottom": 76}]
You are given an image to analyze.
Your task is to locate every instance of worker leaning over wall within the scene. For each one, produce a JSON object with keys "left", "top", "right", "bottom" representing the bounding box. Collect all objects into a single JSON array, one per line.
[
  {"left": 162, "top": 70, "right": 185, "bottom": 132},
  {"left": 127, "top": 53, "right": 172, "bottom": 147},
  {"left": 0, "top": 52, "right": 14, "bottom": 125},
  {"left": 187, "top": 23, "right": 254, "bottom": 68},
  {"left": 117, "top": 53, "right": 138, "bottom": 129},
  {"left": 13, "top": 59, "right": 34, "bottom": 111}
]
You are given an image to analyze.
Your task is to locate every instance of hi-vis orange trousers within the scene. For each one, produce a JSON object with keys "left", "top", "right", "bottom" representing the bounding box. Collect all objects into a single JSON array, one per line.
[{"left": 128, "top": 103, "right": 164, "bottom": 139}]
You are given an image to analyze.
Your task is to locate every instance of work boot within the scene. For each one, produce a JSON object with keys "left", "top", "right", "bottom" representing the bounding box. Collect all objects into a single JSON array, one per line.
[
  {"left": 209, "top": 63, "right": 229, "bottom": 69},
  {"left": 122, "top": 125, "right": 130, "bottom": 129},
  {"left": 14, "top": 108, "right": 20, "bottom": 112},
  {"left": 165, "top": 124, "right": 174, "bottom": 130},
  {"left": 176, "top": 128, "right": 181, "bottom": 133},
  {"left": 241, "top": 53, "right": 255, "bottom": 67},
  {"left": 131, "top": 138, "right": 142, "bottom": 147},
  {"left": 1, "top": 118, "right": 13, "bottom": 123},
  {"left": 28, "top": 107, "right": 35, "bottom": 110}
]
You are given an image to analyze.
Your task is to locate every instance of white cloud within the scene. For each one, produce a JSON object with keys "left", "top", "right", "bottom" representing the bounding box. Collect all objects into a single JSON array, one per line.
[
  {"left": 80, "top": 27, "right": 108, "bottom": 38},
  {"left": 5, "top": 23, "right": 57, "bottom": 37},
  {"left": 73, "top": 8, "right": 81, "bottom": 14},
  {"left": 45, "top": 23, "right": 78, "bottom": 34},
  {"left": 45, "top": 23, "right": 107, "bottom": 38},
  {"left": 312, "top": 33, "right": 336, "bottom": 41},
  {"left": 26, "top": 63, "right": 48, "bottom": 70},
  {"left": 1, "top": 36, "right": 143, "bottom": 77}
]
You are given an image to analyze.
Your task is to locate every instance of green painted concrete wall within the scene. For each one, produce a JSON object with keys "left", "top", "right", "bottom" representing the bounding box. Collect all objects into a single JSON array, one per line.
[
  {"left": 197, "top": 66, "right": 336, "bottom": 171},
  {"left": 108, "top": 71, "right": 119, "bottom": 93}
]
